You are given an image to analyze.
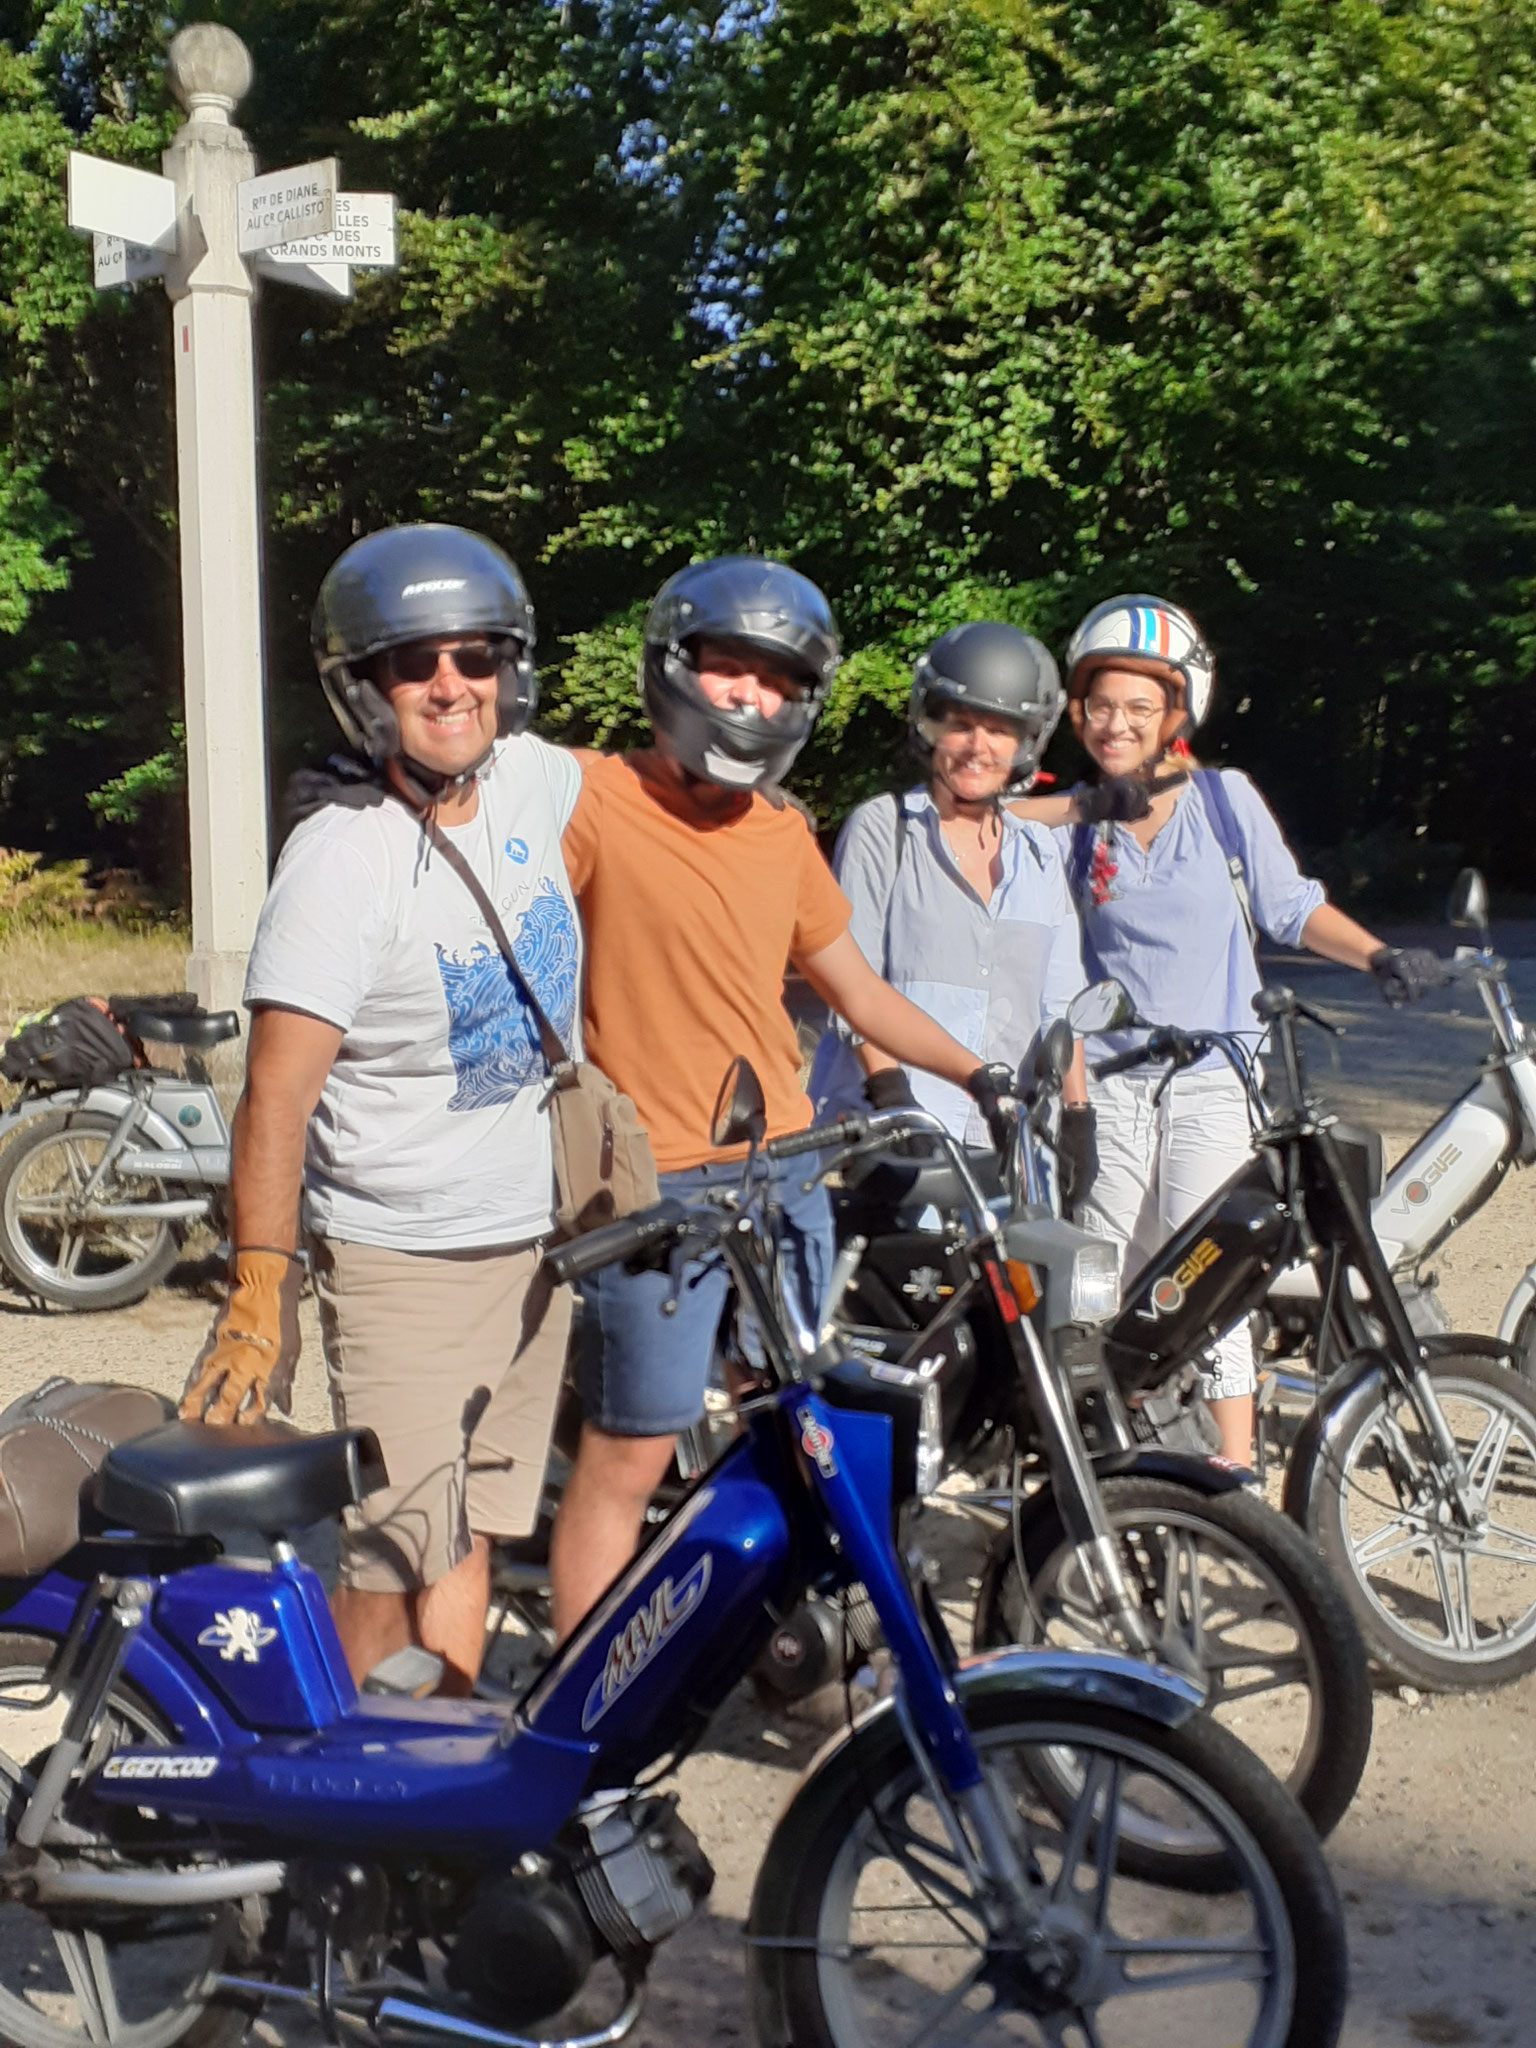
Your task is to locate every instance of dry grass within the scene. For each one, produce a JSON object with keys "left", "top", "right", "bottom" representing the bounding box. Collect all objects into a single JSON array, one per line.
[{"left": 0, "top": 924, "right": 191, "bottom": 1038}]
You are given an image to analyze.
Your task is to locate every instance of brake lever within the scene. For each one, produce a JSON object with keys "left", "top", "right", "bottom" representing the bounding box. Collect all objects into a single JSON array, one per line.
[{"left": 1293, "top": 998, "right": 1345, "bottom": 1038}]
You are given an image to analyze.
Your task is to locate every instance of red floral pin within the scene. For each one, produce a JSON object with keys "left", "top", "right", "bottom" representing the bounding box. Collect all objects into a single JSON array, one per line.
[{"left": 1089, "top": 838, "right": 1119, "bottom": 909}]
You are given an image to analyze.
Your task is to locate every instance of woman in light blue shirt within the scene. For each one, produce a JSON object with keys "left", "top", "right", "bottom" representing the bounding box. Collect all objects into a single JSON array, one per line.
[
  {"left": 1021, "top": 593, "right": 1442, "bottom": 1469},
  {"left": 810, "top": 623, "right": 1095, "bottom": 1198}
]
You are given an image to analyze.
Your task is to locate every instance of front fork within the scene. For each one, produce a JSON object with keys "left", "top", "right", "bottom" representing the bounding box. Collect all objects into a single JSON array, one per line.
[
  {"left": 799, "top": 1394, "right": 1039, "bottom": 1918},
  {"left": 999, "top": 1300, "right": 1158, "bottom": 1658},
  {"left": 1323, "top": 1138, "right": 1489, "bottom": 1531}
]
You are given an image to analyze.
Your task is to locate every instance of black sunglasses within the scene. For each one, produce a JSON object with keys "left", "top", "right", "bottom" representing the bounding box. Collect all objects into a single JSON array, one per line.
[{"left": 380, "top": 639, "right": 507, "bottom": 686}]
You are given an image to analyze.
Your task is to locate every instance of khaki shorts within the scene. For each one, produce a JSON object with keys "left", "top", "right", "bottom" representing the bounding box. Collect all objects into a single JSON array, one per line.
[{"left": 311, "top": 1235, "right": 571, "bottom": 1595}]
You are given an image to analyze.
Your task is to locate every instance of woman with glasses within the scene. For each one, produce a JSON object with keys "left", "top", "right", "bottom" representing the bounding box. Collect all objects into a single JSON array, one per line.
[
  {"left": 809, "top": 622, "right": 1097, "bottom": 1205},
  {"left": 1016, "top": 594, "right": 1441, "bottom": 1471}
]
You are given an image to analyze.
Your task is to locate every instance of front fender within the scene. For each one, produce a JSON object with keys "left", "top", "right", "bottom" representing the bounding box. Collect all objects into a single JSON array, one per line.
[
  {"left": 1092, "top": 1446, "right": 1250, "bottom": 1495},
  {"left": 970, "top": 1450, "right": 1249, "bottom": 1643},
  {"left": 749, "top": 1643, "right": 1203, "bottom": 2032},
  {"left": 770, "top": 1645, "right": 1201, "bottom": 1834},
  {"left": 1282, "top": 1347, "right": 1394, "bottom": 1534}
]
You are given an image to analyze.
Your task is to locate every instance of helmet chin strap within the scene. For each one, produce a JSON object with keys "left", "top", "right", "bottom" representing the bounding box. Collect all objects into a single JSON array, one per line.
[{"left": 391, "top": 745, "right": 495, "bottom": 813}]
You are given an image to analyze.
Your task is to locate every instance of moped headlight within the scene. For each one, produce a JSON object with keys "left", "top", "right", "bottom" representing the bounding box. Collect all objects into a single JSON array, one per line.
[
  {"left": 916, "top": 1376, "right": 944, "bottom": 1497},
  {"left": 1069, "top": 1241, "right": 1122, "bottom": 1325}
]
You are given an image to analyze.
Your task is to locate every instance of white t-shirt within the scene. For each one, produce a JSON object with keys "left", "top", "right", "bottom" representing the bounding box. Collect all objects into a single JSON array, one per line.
[{"left": 245, "top": 736, "right": 583, "bottom": 1250}]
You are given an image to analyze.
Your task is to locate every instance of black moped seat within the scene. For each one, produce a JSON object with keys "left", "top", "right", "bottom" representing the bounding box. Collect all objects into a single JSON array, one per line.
[
  {"left": 128, "top": 1007, "right": 242, "bottom": 1050},
  {"left": 95, "top": 1421, "right": 386, "bottom": 1538}
]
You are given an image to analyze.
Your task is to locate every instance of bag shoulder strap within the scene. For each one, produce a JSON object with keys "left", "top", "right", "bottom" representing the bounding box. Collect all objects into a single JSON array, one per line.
[
  {"left": 408, "top": 804, "right": 573, "bottom": 1075},
  {"left": 1192, "top": 768, "right": 1259, "bottom": 949}
]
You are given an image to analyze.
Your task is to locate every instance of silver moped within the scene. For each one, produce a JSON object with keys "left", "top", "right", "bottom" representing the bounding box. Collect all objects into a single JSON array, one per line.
[{"left": 0, "top": 1000, "right": 238, "bottom": 1310}]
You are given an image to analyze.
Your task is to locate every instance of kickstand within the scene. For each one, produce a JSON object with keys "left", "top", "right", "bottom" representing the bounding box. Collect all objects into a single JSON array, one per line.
[
  {"left": 1254, "top": 1371, "right": 1278, "bottom": 1488},
  {"left": 316, "top": 1932, "right": 341, "bottom": 2046}
]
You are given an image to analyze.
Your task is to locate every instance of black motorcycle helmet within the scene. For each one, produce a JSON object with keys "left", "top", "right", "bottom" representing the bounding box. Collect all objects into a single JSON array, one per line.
[
  {"left": 312, "top": 525, "right": 538, "bottom": 792},
  {"left": 908, "top": 622, "right": 1064, "bottom": 786},
  {"left": 640, "top": 556, "right": 840, "bottom": 790}
]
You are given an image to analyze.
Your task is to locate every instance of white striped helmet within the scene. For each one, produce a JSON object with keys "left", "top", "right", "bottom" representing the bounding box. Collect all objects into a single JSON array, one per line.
[{"left": 1064, "top": 595, "right": 1215, "bottom": 742}]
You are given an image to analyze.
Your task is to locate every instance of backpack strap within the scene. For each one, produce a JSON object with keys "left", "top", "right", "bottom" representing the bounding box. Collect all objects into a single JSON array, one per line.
[
  {"left": 1193, "top": 768, "right": 1258, "bottom": 949},
  {"left": 1067, "top": 818, "right": 1099, "bottom": 905}
]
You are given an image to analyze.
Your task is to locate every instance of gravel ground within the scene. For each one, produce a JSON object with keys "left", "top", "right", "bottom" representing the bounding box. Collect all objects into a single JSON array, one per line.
[{"left": 2, "top": 931, "right": 1535, "bottom": 2046}]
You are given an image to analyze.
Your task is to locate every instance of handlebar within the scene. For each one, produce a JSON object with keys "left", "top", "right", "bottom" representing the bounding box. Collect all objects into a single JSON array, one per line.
[
  {"left": 764, "top": 1114, "right": 869, "bottom": 1161},
  {"left": 546, "top": 1112, "right": 931, "bottom": 1286},
  {"left": 1090, "top": 1025, "right": 1219, "bottom": 1082},
  {"left": 544, "top": 1197, "right": 694, "bottom": 1285}
]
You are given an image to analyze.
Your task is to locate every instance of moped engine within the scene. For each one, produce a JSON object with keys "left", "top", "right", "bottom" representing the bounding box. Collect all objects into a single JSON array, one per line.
[
  {"left": 570, "top": 1791, "right": 714, "bottom": 1963},
  {"left": 445, "top": 1863, "right": 596, "bottom": 2027}
]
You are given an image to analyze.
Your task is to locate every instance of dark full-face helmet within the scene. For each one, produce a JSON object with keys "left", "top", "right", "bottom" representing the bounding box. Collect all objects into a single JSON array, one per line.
[
  {"left": 909, "top": 622, "right": 1064, "bottom": 783},
  {"left": 312, "top": 525, "right": 537, "bottom": 779},
  {"left": 640, "top": 556, "right": 840, "bottom": 790}
]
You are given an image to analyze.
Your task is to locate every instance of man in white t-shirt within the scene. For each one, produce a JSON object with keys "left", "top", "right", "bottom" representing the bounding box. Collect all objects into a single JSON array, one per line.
[{"left": 180, "top": 525, "right": 578, "bottom": 1694}]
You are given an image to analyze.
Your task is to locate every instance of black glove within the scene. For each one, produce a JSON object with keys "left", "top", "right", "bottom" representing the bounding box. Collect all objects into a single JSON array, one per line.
[
  {"left": 863, "top": 1067, "right": 920, "bottom": 1112},
  {"left": 1056, "top": 1104, "right": 1099, "bottom": 1210},
  {"left": 1076, "top": 775, "right": 1153, "bottom": 825},
  {"left": 1369, "top": 946, "right": 1446, "bottom": 1008},
  {"left": 966, "top": 1063, "right": 1020, "bottom": 1153}
]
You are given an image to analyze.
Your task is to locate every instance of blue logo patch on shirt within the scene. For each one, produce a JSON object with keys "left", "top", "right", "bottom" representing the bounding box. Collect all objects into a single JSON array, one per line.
[
  {"left": 505, "top": 836, "right": 529, "bottom": 865},
  {"left": 436, "top": 881, "right": 578, "bottom": 1110}
]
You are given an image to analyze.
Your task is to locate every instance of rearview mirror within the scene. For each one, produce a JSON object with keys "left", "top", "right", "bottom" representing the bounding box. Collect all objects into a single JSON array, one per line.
[
  {"left": 1032, "top": 1018, "right": 1076, "bottom": 1089},
  {"left": 1067, "top": 979, "right": 1138, "bottom": 1036},
  {"left": 1448, "top": 867, "right": 1490, "bottom": 934},
  {"left": 710, "top": 1057, "right": 768, "bottom": 1151}
]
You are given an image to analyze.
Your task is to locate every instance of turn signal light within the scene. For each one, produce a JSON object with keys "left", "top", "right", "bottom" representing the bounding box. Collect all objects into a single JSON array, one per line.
[{"left": 1006, "top": 1258, "right": 1039, "bottom": 1313}]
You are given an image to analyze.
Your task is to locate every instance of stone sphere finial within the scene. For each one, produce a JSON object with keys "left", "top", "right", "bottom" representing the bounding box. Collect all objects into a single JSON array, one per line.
[{"left": 167, "top": 23, "right": 254, "bottom": 118}]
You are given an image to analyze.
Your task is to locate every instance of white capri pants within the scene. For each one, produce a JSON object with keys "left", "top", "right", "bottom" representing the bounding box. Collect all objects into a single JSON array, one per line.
[{"left": 1078, "top": 1065, "right": 1258, "bottom": 1400}]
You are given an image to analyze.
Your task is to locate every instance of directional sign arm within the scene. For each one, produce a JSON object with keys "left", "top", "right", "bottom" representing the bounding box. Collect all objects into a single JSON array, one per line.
[{"left": 67, "top": 152, "right": 179, "bottom": 252}]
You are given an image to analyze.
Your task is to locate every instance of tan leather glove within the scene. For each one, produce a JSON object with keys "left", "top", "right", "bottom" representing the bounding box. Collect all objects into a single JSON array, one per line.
[{"left": 180, "top": 1249, "right": 303, "bottom": 1427}]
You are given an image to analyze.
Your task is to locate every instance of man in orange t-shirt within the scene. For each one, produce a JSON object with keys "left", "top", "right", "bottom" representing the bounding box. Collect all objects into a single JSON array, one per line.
[{"left": 549, "top": 557, "right": 1020, "bottom": 1636}]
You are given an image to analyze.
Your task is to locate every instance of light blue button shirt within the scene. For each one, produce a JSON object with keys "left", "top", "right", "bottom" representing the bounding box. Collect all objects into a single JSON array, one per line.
[
  {"left": 1061, "top": 770, "right": 1325, "bottom": 1066},
  {"left": 809, "top": 787, "right": 1085, "bottom": 1145}
]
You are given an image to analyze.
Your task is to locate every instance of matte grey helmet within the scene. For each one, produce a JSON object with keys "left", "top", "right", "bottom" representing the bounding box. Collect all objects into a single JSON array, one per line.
[
  {"left": 312, "top": 525, "right": 537, "bottom": 781},
  {"left": 909, "top": 622, "right": 1064, "bottom": 782},
  {"left": 640, "top": 555, "right": 840, "bottom": 790}
]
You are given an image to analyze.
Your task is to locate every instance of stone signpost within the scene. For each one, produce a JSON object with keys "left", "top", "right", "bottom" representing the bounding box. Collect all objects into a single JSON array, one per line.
[{"left": 64, "top": 21, "right": 398, "bottom": 1024}]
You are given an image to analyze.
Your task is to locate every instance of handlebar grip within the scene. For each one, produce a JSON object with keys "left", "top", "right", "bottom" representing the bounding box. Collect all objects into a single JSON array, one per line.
[
  {"left": 764, "top": 1115, "right": 868, "bottom": 1161},
  {"left": 1091, "top": 1045, "right": 1152, "bottom": 1080},
  {"left": 544, "top": 1198, "right": 693, "bottom": 1285}
]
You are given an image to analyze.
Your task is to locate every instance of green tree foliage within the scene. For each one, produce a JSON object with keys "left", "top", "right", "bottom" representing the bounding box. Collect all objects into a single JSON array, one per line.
[{"left": 0, "top": 0, "right": 1531, "bottom": 892}]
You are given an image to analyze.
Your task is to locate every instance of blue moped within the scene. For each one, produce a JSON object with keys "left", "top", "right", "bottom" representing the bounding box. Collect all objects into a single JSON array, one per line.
[{"left": 0, "top": 1068, "right": 1346, "bottom": 2048}]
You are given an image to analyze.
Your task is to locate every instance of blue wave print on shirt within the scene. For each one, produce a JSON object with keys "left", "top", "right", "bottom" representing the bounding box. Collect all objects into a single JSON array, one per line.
[{"left": 436, "top": 881, "right": 579, "bottom": 1112}]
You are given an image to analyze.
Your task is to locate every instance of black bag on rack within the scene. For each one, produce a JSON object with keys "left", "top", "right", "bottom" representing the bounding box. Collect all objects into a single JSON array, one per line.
[{"left": 0, "top": 997, "right": 137, "bottom": 1093}]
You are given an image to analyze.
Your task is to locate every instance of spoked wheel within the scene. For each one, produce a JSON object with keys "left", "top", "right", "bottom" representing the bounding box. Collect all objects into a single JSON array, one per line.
[
  {"left": 1298, "top": 1352, "right": 1536, "bottom": 1690},
  {"left": 973, "top": 1479, "right": 1372, "bottom": 1880},
  {"left": 0, "top": 1111, "right": 180, "bottom": 1310},
  {"left": 748, "top": 1694, "right": 1347, "bottom": 2048},
  {"left": 0, "top": 1631, "right": 258, "bottom": 2048}
]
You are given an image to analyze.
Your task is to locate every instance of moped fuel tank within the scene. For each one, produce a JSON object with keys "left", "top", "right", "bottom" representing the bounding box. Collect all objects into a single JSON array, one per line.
[{"left": 1101, "top": 1156, "right": 1295, "bottom": 1395}]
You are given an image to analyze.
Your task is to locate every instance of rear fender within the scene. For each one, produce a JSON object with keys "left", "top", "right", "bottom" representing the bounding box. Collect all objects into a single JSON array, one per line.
[
  {"left": 0, "top": 1089, "right": 190, "bottom": 1155},
  {"left": 0, "top": 1570, "right": 244, "bottom": 1748}
]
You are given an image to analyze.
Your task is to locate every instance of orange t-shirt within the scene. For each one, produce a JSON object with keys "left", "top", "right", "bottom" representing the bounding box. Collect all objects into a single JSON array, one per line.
[{"left": 561, "top": 751, "right": 851, "bottom": 1171}]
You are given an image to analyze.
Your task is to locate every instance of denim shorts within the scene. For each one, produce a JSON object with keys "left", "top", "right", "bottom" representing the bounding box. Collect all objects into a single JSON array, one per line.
[{"left": 576, "top": 1155, "right": 835, "bottom": 1437}]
